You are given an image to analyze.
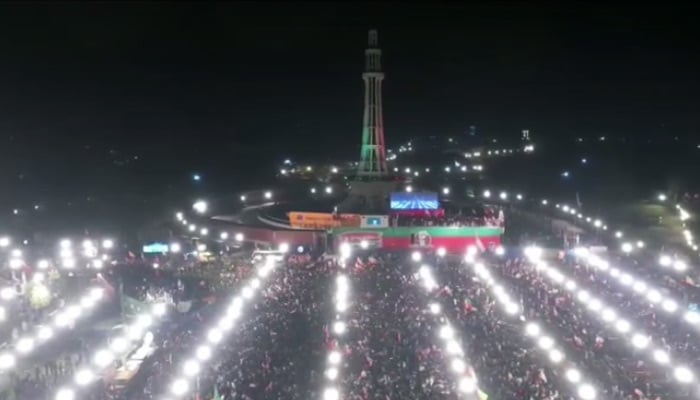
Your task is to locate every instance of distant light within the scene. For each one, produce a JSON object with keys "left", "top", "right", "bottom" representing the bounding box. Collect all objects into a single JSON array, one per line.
[
  {"left": 360, "top": 240, "right": 369, "bottom": 249},
  {"left": 621, "top": 242, "right": 633, "bottom": 253},
  {"left": 192, "top": 200, "right": 208, "bottom": 214},
  {"left": 499, "top": 191, "right": 507, "bottom": 200},
  {"left": 541, "top": 199, "right": 548, "bottom": 205},
  {"left": 192, "top": 173, "right": 201, "bottom": 181},
  {"left": 658, "top": 193, "right": 667, "bottom": 202},
  {"left": 516, "top": 194, "right": 523, "bottom": 200},
  {"left": 55, "top": 388, "right": 75, "bottom": 400},
  {"left": 331, "top": 167, "right": 338, "bottom": 173},
  {"left": 562, "top": 171, "right": 570, "bottom": 177},
  {"left": 102, "top": 239, "right": 114, "bottom": 249},
  {"left": 279, "top": 242, "right": 289, "bottom": 253},
  {"left": 405, "top": 185, "right": 413, "bottom": 193},
  {"left": 12, "top": 209, "right": 18, "bottom": 215},
  {"left": 442, "top": 187, "right": 450, "bottom": 195},
  {"left": 615, "top": 231, "right": 623, "bottom": 238},
  {"left": 483, "top": 190, "right": 491, "bottom": 198},
  {"left": 436, "top": 247, "right": 446, "bottom": 257},
  {"left": 240, "top": 195, "right": 246, "bottom": 202},
  {"left": 411, "top": 251, "right": 422, "bottom": 262},
  {"left": 0, "top": 237, "right": 9, "bottom": 247},
  {"left": 581, "top": 158, "right": 587, "bottom": 164},
  {"left": 197, "top": 244, "right": 206, "bottom": 252},
  {"left": 264, "top": 191, "right": 273, "bottom": 199},
  {"left": 636, "top": 240, "right": 645, "bottom": 248},
  {"left": 325, "top": 186, "right": 333, "bottom": 194}
]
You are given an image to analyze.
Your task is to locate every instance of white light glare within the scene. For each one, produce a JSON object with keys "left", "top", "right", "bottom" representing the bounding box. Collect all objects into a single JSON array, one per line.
[{"left": 192, "top": 200, "right": 208, "bottom": 214}]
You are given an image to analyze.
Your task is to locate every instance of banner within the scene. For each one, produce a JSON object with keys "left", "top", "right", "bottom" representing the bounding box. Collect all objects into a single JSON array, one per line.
[
  {"left": 289, "top": 212, "right": 361, "bottom": 230},
  {"left": 121, "top": 295, "right": 148, "bottom": 318},
  {"left": 337, "top": 231, "right": 383, "bottom": 248}
]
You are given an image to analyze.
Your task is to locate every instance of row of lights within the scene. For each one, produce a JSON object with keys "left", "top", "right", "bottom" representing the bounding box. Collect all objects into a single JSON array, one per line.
[
  {"left": 525, "top": 248, "right": 697, "bottom": 386},
  {"left": 468, "top": 260, "right": 597, "bottom": 399},
  {"left": 320, "top": 266, "right": 352, "bottom": 400},
  {"left": 414, "top": 262, "right": 479, "bottom": 396},
  {"left": 676, "top": 205, "right": 698, "bottom": 252},
  {"left": 176, "top": 211, "right": 245, "bottom": 244},
  {"left": 1, "top": 237, "right": 114, "bottom": 271},
  {"left": 164, "top": 257, "right": 278, "bottom": 399},
  {"left": 54, "top": 302, "right": 167, "bottom": 400},
  {"left": 0, "top": 287, "right": 105, "bottom": 372},
  {"left": 574, "top": 248, "right": 690, "bottom": 313}
]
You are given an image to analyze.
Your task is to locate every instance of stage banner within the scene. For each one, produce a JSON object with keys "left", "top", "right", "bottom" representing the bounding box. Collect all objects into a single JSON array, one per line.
[{"left": 289, "top": 212, "right": 361, "bottom": 230}]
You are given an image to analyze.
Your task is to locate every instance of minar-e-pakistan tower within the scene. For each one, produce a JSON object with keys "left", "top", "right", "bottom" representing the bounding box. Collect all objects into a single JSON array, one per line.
[{"left": 357, "top": 29, "right": 388, "bottom": 178}]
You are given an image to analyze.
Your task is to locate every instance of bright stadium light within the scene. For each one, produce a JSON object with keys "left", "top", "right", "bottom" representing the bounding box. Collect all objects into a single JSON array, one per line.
[
  {"left": 621, "top": 242, "right": 633, "bottom": 253},
  {"left": 279, "top": 243, "right": 289, "bottom": 253},
  {"left": 340, "top": 243, "right": 352, "bottom": 259},
  {"left": 536, "top": 258, "right": 700, "bottom": 385},
  {"left": 469, "top": 260, "right": 600, "bottom": 397},
  {"left": 483, "top": 190, "right": 491, "bottom": 198},
  {"left": 102, "top": 239, "right": 114, "bottom": 249},
  {"left": 264, "top": 191, "right": 273, "bottom": 199},
  {"left": 405, "top": 185, "right": 413, "bottom": 193},
  {"left": 235, "top": 233, "right": 244, "bottom": 242},
  {"left": 0, "top": 237, "right": 9, "bottom": 247},
  {"left": 442, "top": 187, "right": 450, "bottom": 195},
  {"left": 55, "top": 388, "right": 75, "bottom": 400},
  {"left": 411, "top": 251, "right": 422, "bottom": 262},
  {"left": 159, "top": 257, "right": 278, "bottom": 400},
  {"left": 192, "top": 200, "right": 208, "bottom": 214},
  {"left": 170, "top": 243, "right": 181, "bottom": 253},
  {"left": 499, "top": 191, "right": 507, "bottom": 200},
  {"left": 658, "top": 193, "right": 667, "bottom": 202},
  {"left": 436, "top": 247, "right": 446, "bottom": 257}
]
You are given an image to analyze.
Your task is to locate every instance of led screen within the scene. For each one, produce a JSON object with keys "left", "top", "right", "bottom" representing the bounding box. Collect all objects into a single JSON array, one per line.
[
  {"left": 142, "top": 243, "right": 169, "bottom": 254},
  {"left": 390, "top": 192, "right": 439, "bottom": 210}
]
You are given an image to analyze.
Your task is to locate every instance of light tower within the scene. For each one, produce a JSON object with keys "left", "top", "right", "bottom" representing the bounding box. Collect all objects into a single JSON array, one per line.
[{"left": 357, "top": 29, "right": 388, "bottom": 178}]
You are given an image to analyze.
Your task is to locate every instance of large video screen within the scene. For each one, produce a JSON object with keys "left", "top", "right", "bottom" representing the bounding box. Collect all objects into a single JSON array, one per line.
[{"left": 390, "top": 192, "right": 439, "bottom": 210}]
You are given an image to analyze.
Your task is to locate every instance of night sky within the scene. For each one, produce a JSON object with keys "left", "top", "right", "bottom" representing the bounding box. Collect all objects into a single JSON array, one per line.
[{"left": 0, "top": 2, "right": 698, "bottom": 202}]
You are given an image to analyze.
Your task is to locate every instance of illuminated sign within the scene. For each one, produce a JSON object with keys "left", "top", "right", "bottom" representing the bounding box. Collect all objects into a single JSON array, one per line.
[
  {"left": 390, "top": 192, "right": 439, "bottom": 210},
  {"left": 288, "top": 212, "right": 361, "bottom": 230},
  {"left": 142, "top": 243, "right": 169, "bottom": 254}
]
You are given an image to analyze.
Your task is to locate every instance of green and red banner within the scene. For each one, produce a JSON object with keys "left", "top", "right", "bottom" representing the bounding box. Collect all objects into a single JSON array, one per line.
[{"left": 332, "top": 226, "right": 502, "bottom": 252}]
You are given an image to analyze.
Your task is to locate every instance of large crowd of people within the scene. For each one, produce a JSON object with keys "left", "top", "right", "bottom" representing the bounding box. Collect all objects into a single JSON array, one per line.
[{"left": 5, "top": 216, "right": 700, "bottom": 400}]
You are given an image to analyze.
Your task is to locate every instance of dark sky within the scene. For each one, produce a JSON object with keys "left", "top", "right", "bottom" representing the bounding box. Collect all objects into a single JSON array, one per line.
[{"left": 0, "top": 2, "right": 698, "bottom": 199}]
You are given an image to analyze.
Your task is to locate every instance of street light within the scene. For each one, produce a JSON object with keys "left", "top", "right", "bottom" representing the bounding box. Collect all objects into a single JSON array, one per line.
[
  {"left": 658, "top": 194, "right": 667, "bottom": 202},
  {"left": 192, "top": 200, "right": 207, "bottom": 214}
]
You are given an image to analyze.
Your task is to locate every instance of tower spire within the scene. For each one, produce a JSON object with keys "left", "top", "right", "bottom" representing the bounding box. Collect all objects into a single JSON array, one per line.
[{"left": 357, "top": 29, "right": 388, "bottom": 178}]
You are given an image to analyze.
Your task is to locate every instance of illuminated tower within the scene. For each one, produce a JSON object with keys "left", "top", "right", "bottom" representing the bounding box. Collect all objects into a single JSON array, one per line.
[{"left": 357, "top": 29, "right": 388, "bottom": 178}]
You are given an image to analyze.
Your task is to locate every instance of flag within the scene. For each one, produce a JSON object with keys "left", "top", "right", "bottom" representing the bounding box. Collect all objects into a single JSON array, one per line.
[
  {"left": 212, "top": 387, "right": 223, "bottom": 400},
  {"left": 684, "top": 276, "right": 700, "bottom": 288},
  {"left": 119, "top": 281, "right": 148, "bottom": 319},
  {"left": 478, "top": 389, "right": 488, "bottom": 400},
  {"left": 475, "top": 236, "right": 485, "bottom": 252}
]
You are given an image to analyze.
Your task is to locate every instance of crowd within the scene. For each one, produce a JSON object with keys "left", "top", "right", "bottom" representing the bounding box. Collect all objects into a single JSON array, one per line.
[
  {"left": 6, "top": 225, "right": 700, "bottom": 400},
  {"left": 342, "top": 253, "right": 456, "bottom": 399},
  {"left": 489, "top": 255, "right": 697, "bottom": 399}
]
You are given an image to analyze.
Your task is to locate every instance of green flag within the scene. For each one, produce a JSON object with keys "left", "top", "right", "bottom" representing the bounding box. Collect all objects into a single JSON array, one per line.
[
  {"left": 212, "top": 386, "right": 223, "bottom": 400},
  {"left": 478, "top": 389, "right": 488, "bottom": 400}
]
